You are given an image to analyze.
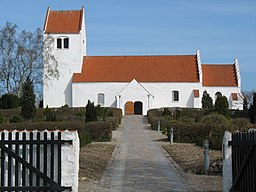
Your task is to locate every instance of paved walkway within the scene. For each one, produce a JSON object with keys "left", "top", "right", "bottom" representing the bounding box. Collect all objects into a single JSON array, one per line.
[{"left": 96, "top": 115, "right": 188, "bottom": 192}]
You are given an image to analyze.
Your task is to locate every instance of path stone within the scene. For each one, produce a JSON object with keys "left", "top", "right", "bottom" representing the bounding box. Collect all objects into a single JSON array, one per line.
[{"left": 96, "top": 115, "right": 188, "bottom": 192}]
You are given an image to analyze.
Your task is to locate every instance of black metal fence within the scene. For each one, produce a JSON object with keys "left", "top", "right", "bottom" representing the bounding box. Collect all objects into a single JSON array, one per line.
[
  {"left": 229, "top": 132, "right": 256, "bottom": 192},
  {"left": 0, "top": 130, "right": 72, "bottom": 191}
]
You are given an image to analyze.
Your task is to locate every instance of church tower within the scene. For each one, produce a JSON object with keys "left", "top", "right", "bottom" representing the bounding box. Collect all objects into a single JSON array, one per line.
[{"left": 43, "top": 6, "right": 86, "bottom": 107}]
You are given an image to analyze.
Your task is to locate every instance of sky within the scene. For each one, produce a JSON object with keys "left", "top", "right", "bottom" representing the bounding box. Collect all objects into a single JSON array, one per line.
[{"left": 0, "top": 0, "right": 255, "bottom": 91}]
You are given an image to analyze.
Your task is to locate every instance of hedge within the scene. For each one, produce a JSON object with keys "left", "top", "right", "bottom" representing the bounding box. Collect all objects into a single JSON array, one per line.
[
  {"left": 84, "top": 121, "right": 112, "bottom": 142},
  {"left": 0, "top": 121, "right": 113, "bottom": 147}
]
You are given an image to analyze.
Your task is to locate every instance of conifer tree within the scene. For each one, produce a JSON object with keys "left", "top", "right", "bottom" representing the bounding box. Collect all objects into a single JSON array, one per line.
[
  {"left": 214, "top": 95, "right": 229, "bottom": 118},
  {"left": 20, "top": 78, "right": 36, "bottom": 119},
  {"left": 85, "top": 100, "right": 97, "bottom": 122},
  {"left": 201, "top": 91, "right": 213, "bottom": 109}
]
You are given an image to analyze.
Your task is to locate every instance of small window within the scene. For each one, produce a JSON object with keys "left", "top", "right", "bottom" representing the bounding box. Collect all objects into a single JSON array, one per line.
[
  {"left": 64, "top": 38, "right": 69, "bottom": 49},
  {"left": 98, "top": 93, "right": 105, "bottom": 106},
  {"left": 172, "top": 91, "right": 179, "bottom": 102},
  {"left": 57, "top": 38, "right": 62, "bottom": 49}
]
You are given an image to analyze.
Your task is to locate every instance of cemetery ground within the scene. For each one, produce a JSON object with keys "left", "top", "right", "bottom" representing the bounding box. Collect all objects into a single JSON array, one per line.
[{"left": 79, "top": 123, "right": 223, "bottom": 192}]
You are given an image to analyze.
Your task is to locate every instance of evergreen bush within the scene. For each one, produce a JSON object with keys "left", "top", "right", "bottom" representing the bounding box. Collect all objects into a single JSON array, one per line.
[
  {"left": 9, "top": 116, "right": 23, "bottom": 123},
  {"left": 85, "top": 100, "right": 97, "bottom": 122},
  {"left": 43, "top": 106, "right": 57, "bottom": 122},
  {"left": 0, "top": 94, "right": 20, "bottom": 109},
  {"left": 84, "top": 121, "right": 112, "bottom": 142},
  {"left": 20, "top": 78, "right": 36, "bottom": 120},
  {"left": 201, "top": 91, "right": 213, "bottom": 109},
  {"left": 214, "top": 96, "right": 229, "bottom": 118}
]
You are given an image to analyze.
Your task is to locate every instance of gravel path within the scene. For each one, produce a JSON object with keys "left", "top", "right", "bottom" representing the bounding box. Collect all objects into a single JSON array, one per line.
[{"left": 96, "top": 115, "right": 188, "bottom": 192}]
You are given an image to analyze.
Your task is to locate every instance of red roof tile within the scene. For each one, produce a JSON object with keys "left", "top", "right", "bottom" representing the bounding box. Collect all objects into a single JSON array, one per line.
[
  {"left": 44, "top": 7, "right": 83, "bottom": 33},
  {"left": 202, "top": 64, "right": 238, "bottom": 87},
  {"left": 73, "top": 55, "right": 199, "bottom": 82}
]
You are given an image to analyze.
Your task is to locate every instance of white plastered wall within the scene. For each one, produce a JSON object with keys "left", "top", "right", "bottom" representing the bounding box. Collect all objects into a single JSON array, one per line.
[
  {"left": 201, "top": 86, "right": 242, "bottom": 110},
  {"left": 72, "top": 81, "right": 202, "bottom": 115},
  {"left": 43, "top": 9, "right": 86, "bottom": 108}
]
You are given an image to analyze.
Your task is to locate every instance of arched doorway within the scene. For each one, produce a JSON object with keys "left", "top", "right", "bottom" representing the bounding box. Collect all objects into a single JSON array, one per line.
[
  {"left": 125, "top": 101, "right": 134, "bottom": 115},
  {"left": 134, "top": 101, "right": 143, "bottom": 115}
]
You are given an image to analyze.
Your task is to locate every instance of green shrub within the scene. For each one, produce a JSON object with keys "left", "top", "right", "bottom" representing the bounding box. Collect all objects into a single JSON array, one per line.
[
  {"left": 0, "top": 113, "right": 4, "bottom": 123},
  {"left": 107, "top": 108, "right": 122, "bottom": 124},
  {"left": 214, "top": 96, "right": 230, "bottom": 118},
  {"left": 9, "top": 116, "right": 23, "bottom": 123},
  {"left": 149, "top": 116, "right": 168, "bottom": 131},
  {"left": 170, "top": 122, "right": 210, "bottom": 144},
  {"left": 147, "top": 109, "right": 162, "bottom": 124},
  {"left": 200, "top": 113, "right": 230, "bottom": 126},
  {"left": 209, "top": 124, "right": 230, "bottom": 150},
  {"left": 85, "top": 100, "right": 97, "bottom": 122},
  {"left": 84, "top": 121, "right": 112, "bottom": 142},
  {"left": 201, "top": 91, "right": 213, "bottom": 109},
  {"left": 162, "top": 108, "right": 172, "bottom": 116},
  {"left": 232, "top": 118, "right": 251, "bottom": 132},
  {"left": 43, "top": 106, "right": 57, "bottom": 122},
  {"left": 96, "top": 106, "right": 108, "bottom": 121},
  {"left": 20, "top": 78, "right": 36, "bottom": 120},
  {"left": 0, "top": 94, "right": 20, "bottom": 109},
  {"left": 0, "top": 121, "right": 84, "bottom": 131}
]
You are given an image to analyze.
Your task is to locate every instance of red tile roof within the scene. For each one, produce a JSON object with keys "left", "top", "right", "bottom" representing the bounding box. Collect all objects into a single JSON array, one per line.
[
  {"left": 202, "top": 64, "right": 238, "bottom": 87},
  {"left": 72, "top": 55, "right": 199, "bottom": 82},
  {"left": 44, "top": 7, "right": 83, "bottom": 33}
]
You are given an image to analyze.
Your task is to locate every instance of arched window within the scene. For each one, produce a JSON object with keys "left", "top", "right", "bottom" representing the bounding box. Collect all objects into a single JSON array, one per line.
[
  {"left": 215, "top": 92, "right": 222, "bottom": 100},
  {"left": 64, "top": 38, "right": 69, "bottom": 49},
  {"left": 57, "top": 38, "right": 62, "bottom": 49},
  {"left": 172, "top": 91, "right": 179, "bottom": 102},
  {"left": 98, "top": 93, "right": 105, "bottom": 106}
]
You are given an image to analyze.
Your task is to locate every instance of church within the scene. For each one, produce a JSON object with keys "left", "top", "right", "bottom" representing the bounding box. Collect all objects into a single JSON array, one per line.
[{"left": 43, "top": 7, "right": 243, "bottom": 115}]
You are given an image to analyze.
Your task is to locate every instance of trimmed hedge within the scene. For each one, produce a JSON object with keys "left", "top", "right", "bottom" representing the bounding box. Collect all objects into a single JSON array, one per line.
[
  {"left": 0, "top": 121, "right": 84, "bottom": 131},
  {"left": 84, "top": 121, "right": 112, "bottom": 142},
  {"left": 0, "top": 121, "right": 111, "bottom": 147}
]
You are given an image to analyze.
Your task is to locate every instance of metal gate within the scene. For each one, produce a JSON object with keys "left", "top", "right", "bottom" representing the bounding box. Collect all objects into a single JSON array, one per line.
[
  {"left": 228, "top": 132, "right": 256, "bottom": 192},
  {"left": 0, "top": 130, "right": 72, "bottom": 191}
]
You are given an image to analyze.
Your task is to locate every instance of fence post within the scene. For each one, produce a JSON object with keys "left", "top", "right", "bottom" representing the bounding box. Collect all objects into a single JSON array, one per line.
[
  {"left": 169, "top": 127, "right": 173, "bottom": 145},
  {"left": 157, "top": 120, "right": 160, "bottom": 132},
  {"left": 223, "top": 131, "right": 232, "bottom": 192},
  {"left": 203, "top": 139, "right": 209, "bottom": 175}
]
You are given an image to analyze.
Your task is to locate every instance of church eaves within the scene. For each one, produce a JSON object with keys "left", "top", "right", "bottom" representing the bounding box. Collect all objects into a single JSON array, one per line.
[{"left": 72, "top": 55, "right": 200, "bottom": 83}]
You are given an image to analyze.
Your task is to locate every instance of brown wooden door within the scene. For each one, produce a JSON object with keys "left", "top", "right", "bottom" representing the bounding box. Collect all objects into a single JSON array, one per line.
[{"left": 125, "top": 101, "right": 134, "bottom": 115}]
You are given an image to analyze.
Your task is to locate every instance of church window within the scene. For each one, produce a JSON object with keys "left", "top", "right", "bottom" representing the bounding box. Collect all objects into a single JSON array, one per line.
[
  {"left": 172, "top": 91, "right": 179, "bottom": 102},
  {"left": 57, "top": 38, "right": 62, "bottom": 49},
  {"left": 98, "top": 93, "right": 105, "bottom": 106},
  {"left": 64, "top": 38, "right": 69, "bottom": 49},
  {"left": 56, "top": 37, "right": 69, "bottom": 49}
]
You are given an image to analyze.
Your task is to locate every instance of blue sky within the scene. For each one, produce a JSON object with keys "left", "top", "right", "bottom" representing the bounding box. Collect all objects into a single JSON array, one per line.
[{"left": 0, "top": 0, "right": 255, "bottom": 91}]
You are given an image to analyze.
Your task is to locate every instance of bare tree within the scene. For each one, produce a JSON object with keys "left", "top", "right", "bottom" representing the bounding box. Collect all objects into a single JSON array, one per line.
[
  {"left": 242, "top": 90, "right": 256, "bottom": 110},
  {"left": 0, "top": 22, "right": 59, "bottom": 97},
  {"left": 0, "top": 22, "right": 18, "bottom": 94}
]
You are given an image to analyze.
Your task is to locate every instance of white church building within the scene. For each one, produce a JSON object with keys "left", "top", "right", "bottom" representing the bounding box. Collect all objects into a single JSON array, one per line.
[{"left": 43, "top": 7, "right": 243, "bottom": 115}]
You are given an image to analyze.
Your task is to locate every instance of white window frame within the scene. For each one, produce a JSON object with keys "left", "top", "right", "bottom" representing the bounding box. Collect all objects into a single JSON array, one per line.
[
  {"left": 56, "top": 36, "right": 69, "bottom": 49},
  {"left": 97, "top": 93, "right": 105, "bottom": 106}
]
